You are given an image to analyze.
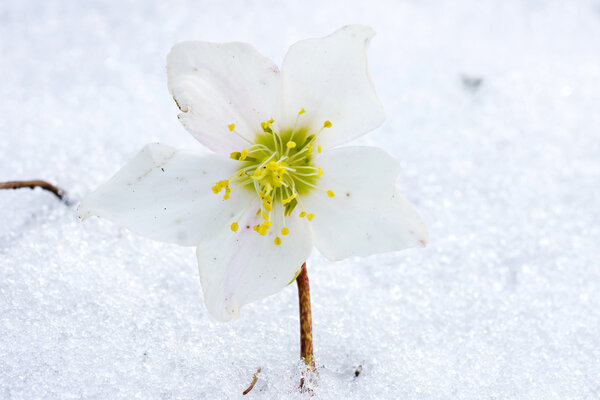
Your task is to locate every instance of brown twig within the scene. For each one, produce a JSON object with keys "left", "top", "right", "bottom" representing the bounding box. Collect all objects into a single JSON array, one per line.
[
  {"left": 0, "top": 180, "right": 66, "bottom": 202},
  {"left": 242, "top": 367, "right": 261, "bottom": 395}
]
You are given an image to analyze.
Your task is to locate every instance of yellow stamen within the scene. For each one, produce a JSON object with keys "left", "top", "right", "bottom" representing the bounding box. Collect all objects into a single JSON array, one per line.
[
  {"left": 274, "top": 236, "right": 282, "bottom": 245},
  {"left": 211, "top": 180, "right": 229, "bottom": 196},
  {"left": 230, "top": 151, "right": 241, "bottom": 160},
  {"left": 299, "top": 211, "right": 307, "bottom": 218},
  {"left": 239, "top": 149, "right": 248, "bottom": 161},
  {"left": 281, "top": 227, "right": 289, "bottom": 235},
  {"left": 287, "top": 141, "right": 297, "bottom": 149},
  {"left": 318, "top": 145, "right": 322, "bottom": 153},
  {"left": 327, "top": 190, "right": 335, "bottom": 198},
  {"left": 261, "top": 118, "right": 275, "bottom": 131},
  {"left": 282, "top": 193, "right": 297, "bottom": 204},
  {"left": 262, "top": 212, "right": 269, "bottom": 221},
  {"left": 323, "top": 120, "right": 332, "bottom": 128},
  {"left": 298, "top": 108, "right": 306, "bottom": 115},
  {"left": 307, "top": 213, "right": 314, "bottom": 221},
  {"left": 230, "top": 222, "right": 239, "bottom": 232},
  {"left": 317, "top": 168, "right": 323, "bottom": 177},
  {"left": 228, "top": 123, "right": 235, "bottom": 132}
]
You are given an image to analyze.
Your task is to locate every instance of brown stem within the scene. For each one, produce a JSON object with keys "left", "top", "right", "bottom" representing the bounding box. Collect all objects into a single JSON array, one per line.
[
  {"left": 296, "top": 262, "right": 315, "bottom": 371},
  {"left": 0, "top": 180, "right": 65, "bottom": 201},
  {"left": 242, "top": 367, "right": 261, "bottom": 395}
]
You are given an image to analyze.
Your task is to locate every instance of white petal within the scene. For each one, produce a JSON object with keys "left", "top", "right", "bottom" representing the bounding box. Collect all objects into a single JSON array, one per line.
[
  {"left": 281, "top": 25, "right": 385, "bottom": 149},
  {"left": 302, "top": 146, "right": 427, "bottom": 260},
  {"left": 196, "top": 206, "right": 312, "bottom": 322},
  {"left": 79, "top": 143, "right": 250, "bottom": 246},
  {"left": 167, "top": 41, "right": 281, "bottom": 154}
]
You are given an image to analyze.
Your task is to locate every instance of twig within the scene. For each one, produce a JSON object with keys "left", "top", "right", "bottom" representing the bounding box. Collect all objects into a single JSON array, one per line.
[
  {"left": 242, "top": 367, "right": 261, "bottom": 395},
  {"left": 0, "top": 180, "right": 67, "bottom": 203}
]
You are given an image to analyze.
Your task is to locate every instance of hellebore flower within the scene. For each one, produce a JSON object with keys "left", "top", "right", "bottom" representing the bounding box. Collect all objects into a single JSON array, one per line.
[{"left": 79, "top": 25, "right": 428, "bottom": 323}]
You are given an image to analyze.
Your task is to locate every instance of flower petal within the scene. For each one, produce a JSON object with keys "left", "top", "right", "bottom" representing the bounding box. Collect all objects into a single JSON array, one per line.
[
  {"left": 302, "top": 146, "right": 427, "bottom": 260},
  {"left": 196, "top": 206, "right": 312, "bottom": 322},
  {"left": 281, "top": 25, "right": 385, "bottom": 149},
  {"left": 167, "top": 41, "right": 281, "bottom": 154},
  {"left": 79, "top": 143, "right": 250, "bottom": 246}
]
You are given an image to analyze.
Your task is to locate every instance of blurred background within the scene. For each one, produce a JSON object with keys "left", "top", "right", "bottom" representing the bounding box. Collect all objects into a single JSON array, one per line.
[{"left": 1, "top": 0, "right": 599, "bottom": 398}]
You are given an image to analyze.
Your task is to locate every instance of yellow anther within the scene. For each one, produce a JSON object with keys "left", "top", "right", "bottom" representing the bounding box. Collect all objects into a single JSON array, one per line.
[
  {"left": 281, "top": 227, "right": 289, "bottom": 235},
  {"left": 230, "top": 222, "right": 239, "bottom": 232},
  {"left": 230, "top": 151, "right": 241, "bottom": 160},
  {"left": 261, "top": 119, "right": 275, "bottom": 131},
  {"left": 228, "top": 123, "right": 235, "bottom": 132},
  {"left": 323, "top": 120, "right": 332, "bottom": 128},
  {"left": 267, "top": 161, "right": 279, "bottom": 171},
  {"left": 255, "top": 221, "right": 271, "bottom": 236},
  {"left": 237, "top": 170, "right": 245, "bottom": 177},
  {"left": 282, "top": 193, "right": 297, "bottom": 204},
  {"left": 253, "top": 169, "right": 262, "bottom": 177},
  {"left": 239, "top": 149, "right": 248, "bottom": 161},
  {"left": 223, "top": 186, "right": 231, "bottom": 200},
  {"left": 287, "top": 141, "right": 297, "bottom": 149},
  {"left": 307, "top": 213, "right": 314, "bottom": 221},
  {"left": 317, "top": 168, "right": 323, "bottom": 177},
  {"left": 264, "top": 194, "right": 272, "bottom": 203},
  {"left": 307, "top": 145, "right": 313, "bottom": 151},
  {"left": 211, "top": 180, "right": 229, "bottom": 194},
  {"left": 263, "top": 202, "right": 272, "bottom": 211},
  {"left": 274, "top": 236, "right": 282, "bottom": 245},
  {"left": 299, "top": 211, "right": 307, "bottom": 218},
  {"left": 318, "top": 145, "right": 322, "bottom": 153},
  {"left": 262, "top": 212, "right": 269, "bottom": 221},
  {"left": 327, "top": 190, "right": 335, "bottom": 198},
  {"left": 298, "top": 108, "right": 306, "bottom": 115}
]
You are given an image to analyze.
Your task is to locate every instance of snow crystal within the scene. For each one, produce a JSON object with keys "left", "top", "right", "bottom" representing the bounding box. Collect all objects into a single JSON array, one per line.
[{"left": 1, "top": 0, "right": 599, "bottom": 398}]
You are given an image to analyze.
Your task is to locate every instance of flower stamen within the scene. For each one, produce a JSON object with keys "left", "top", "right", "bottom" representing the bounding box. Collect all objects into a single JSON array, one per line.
[{"left": 214, "top": 112, "right": 333, "bottom": 242}]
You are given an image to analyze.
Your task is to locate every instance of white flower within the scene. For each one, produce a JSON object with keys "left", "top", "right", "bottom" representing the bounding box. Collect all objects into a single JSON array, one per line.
[{"left": 79, "top": 25, "right": 428, "bottom": 322}]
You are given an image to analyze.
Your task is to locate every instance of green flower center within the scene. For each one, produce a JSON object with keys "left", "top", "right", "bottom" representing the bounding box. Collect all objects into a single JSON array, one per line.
[{"left": 212, "top": 112, "right": 335, "bottom": 245}]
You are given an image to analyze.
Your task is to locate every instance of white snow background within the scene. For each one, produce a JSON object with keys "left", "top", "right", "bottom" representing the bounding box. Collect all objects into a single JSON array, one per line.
[{"left": 1, "top": 0, "right": 600, "bottom": 398}]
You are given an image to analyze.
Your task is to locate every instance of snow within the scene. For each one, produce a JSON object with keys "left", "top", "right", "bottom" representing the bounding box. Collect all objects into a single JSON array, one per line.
[{"left": 1, "top": 0, "right": 600, "bottom": 398}]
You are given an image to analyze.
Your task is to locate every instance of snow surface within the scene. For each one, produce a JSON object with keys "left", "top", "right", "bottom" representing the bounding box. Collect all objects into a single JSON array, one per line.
[{"left": 1, "top": 0, "right": 600, "bottom": 398}]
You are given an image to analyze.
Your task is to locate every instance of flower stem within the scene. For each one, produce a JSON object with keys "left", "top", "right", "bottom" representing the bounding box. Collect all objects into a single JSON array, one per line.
[{"left": 296, "top": 262, "right": 315, "bottom": 370}]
